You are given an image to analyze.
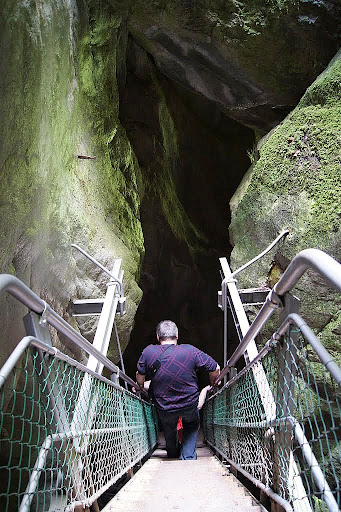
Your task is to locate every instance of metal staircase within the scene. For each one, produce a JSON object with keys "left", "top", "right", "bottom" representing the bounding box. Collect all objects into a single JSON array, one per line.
[
  {"left": 0, "top": 239, "right": 339, "bottom": 512},
  {"left": 102, "top": 446, "right": 264, "bottom": 512}
]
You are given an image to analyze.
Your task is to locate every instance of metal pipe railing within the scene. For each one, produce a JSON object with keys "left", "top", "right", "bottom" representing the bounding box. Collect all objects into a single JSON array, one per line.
[
  {"left": 206, "top": 311, "right": 341, "bottom": 511},
  {"left": 207, "top": 338, "right": 276, "bottom": 402},
  {"left": 227, "top": 229, "right": 289, "bottom": 280},
  {"left": 0, "top": 333, "right": 152, "bottom": 512},
  {"left": 207, "top": 247, "right": 340, "bottom": 512},
  {"left": 216, "top": 249, "right": 341, "bottom": 383},
  {"left": 209, "top": 310, "right": 341, "bottom": 403},
  {"left": 0, "top": 336, "right": 36, "bottom": 389},
  {"left": 234, "top": 290, "right": 282, "bottom": 366},
  {"left": 207, "top": 410, "right": 339, "bottom": 512},
  {"left": 207, "top": 306, "right": 341, "bottom": 505},
  {"left": 288, "top": 418, "right": 339, "bottom": 512},
  {"left": 71, "top": 244, "right": 124, "bottom": 298},
  {"left": 219, "top": 230, "right": 289, "bottom": 374},
  {"left": 0, "top": 335, "right": 143, "bottom": 398},
  {"left": 0, "top": 274, "right": 136, "bottom": 389},
  {"left": 216, "top": 288, "right": 281, "bottom": 384},
  {"left": 274, "top": 248, "right": 341, "bottom": 295},
  {"left": 279, "top": 313, "right": 341, "bottom": 387}
]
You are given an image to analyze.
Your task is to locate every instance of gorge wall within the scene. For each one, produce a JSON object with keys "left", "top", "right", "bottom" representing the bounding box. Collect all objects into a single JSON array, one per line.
[
  {"left": 0, "top": 0, "right": 144, "bottom": 367},
  {"left": 0, "top": 0, "right": 340, "bottom": 375},
  {"left": 230, "top": 51, "right": 341, "bottom": 367}
]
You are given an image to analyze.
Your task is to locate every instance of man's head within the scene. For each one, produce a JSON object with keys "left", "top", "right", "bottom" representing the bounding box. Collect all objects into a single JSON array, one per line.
[{"left": 156, "top": 320, "right": 178, "bottom": 342}]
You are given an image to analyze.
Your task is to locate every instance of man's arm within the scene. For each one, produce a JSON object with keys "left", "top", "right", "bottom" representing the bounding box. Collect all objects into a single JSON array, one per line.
[
  {"left": 208, "top": 364, "right": 220, "bottom": 386},
  {"left": 194, "top": 348, "right": 220, "bottom": 385},
  {"left": 136, "top": 371, "right": 146, "bottom": 390}
]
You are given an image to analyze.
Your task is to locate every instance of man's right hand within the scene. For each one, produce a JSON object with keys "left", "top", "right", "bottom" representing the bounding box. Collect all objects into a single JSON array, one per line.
[{"left": 209, "top": 364, "right": 220, "bottom": 386}]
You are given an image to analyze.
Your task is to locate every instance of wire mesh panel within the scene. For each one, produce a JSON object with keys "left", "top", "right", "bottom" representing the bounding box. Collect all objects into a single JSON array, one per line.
[
  {"left": 203, "top": 326, "right": 341, "bottom": 511},
  {"left": 0, "top": 344, "right": 158, "bottom": 511}
]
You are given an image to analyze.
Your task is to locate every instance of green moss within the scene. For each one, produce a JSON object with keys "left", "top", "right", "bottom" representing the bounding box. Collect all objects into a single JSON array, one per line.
[
  {"left": 0, "top": 0, "right": 147, "bottom": 362},
  {"left": 145, "top": 71, "right": 205, "bottom": 253},
  {"left": 299, "top": 50, "right": 341, "bottom": 107},
  {"left": 130, "top": 0, "right": 330, "bottom": 104},
  {"left": 230, "top": 55, "right": 341, "bottom": 396},
  {"left": 231, "top": 55, "right": 341, "bottom": 253},
  {"left": 76, "top": 1, "right": 145, "bottom": 260},
  {"left": 0, "top": 0, "right": 79, "bottom": 269},
  {"left": 8, "top": 263, "right": 16, "bottom": 276},
  {"left": 132, "top": 0, "right": 297, "bottom": 38}
]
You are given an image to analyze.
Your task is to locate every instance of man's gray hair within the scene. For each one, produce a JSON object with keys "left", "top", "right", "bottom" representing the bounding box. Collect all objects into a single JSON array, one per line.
[{"left": 156, "top": 320, "right": 178, "bottom": 340}]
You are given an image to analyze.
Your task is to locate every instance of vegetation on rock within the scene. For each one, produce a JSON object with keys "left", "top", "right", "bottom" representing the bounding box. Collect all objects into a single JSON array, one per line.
[
  {"left": 129, "top": 0, "right": 341, "bottom": 131},
  {"left": 0, "top": 0, "right": 339, "bottom": 374},
  {"left": 0, "top": 0, "right": 144, "bottom": 364},
  {"left": 230, "top": 50, "right": 341, "bottom": 365}
]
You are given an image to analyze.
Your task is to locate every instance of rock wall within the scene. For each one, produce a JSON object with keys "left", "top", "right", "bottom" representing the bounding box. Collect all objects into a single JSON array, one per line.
[
  {"left": 0, "top": 0, "right": 143, "bottom": 367},
  {"left": 0, "top": 0, "right": 340, "bottom": 376},
  {"left": 120, "top": 39, "right": 254, "bottom": 373},
  {"left": 128, "top": 0, "right": 341, "bottom": 132},
  {"left": 229, "top": 51, "right": 341, "bottom": 366}
]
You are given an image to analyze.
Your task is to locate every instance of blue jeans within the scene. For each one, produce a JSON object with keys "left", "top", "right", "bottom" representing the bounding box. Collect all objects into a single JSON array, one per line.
[{"left": 157, "top": 404, "right": 199, "bottom": 460}]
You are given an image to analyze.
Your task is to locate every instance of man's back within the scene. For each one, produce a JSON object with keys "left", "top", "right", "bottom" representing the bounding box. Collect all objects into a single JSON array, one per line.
[
  {"left": 137, "top": 343, "right": 217, "bottom": 411},
  {"left": 136, "top": 320, "right": 219, "bottom": 460}
]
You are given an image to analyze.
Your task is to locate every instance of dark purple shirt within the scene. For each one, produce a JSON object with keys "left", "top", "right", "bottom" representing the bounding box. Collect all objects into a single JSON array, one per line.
[{"left": 137, "top": 343, "right": 217, "bottom": 411}]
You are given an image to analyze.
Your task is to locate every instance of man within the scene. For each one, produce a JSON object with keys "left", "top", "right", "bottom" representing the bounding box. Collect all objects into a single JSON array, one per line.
[{"left": 136, "top": 320, "right": 220, "bottom": 460}]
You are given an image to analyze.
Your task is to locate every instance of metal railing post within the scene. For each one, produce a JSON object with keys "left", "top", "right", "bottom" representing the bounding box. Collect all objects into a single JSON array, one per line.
[
  {"left": 71, "top": 244, "right": 126, "bottom": 314},
  {"left": 273, "top": 295, "right": 300, "bottom": 503},
  {"left": 69, "top": 257, "right": 124, "bottom": 506}
]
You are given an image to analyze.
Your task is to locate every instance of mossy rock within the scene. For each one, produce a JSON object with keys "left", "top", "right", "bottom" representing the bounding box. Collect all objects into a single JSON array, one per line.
[
  {"left": 0, "top": 0, "right": 144, "bottom": 371},
  {"left": 229, "top": 50, "right": 341, "bottom": 379},
  {"left": 129, "top": 0, "right": 341, "bottom": 131}
]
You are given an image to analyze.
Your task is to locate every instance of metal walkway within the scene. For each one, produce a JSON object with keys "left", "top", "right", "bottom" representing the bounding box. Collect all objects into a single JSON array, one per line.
[
  {"left": 0, "top": 241, "right": 340, "bottom": 511},
  {"left": 103, "top": 446, "right": 262, "bottom": 512}
]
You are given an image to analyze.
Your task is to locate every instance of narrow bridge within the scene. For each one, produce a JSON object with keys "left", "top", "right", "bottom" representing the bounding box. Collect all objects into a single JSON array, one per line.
[{"left": 0, "top": 237, "right": 340, "bottom": 512}]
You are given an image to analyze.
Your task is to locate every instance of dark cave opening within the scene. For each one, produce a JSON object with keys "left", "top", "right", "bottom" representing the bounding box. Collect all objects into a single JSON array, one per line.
[{"left": 120, "top": 38, "right": 255, "bottom": 377}]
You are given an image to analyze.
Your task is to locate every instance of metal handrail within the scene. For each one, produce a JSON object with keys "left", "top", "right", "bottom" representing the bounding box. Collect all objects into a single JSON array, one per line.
[
  {"left": 216, "top": 249, "right": 341, "bottom": 383},
  {"left": 274, "top": 248, "right": 341, "bottom": 295},
  {"left": 208, "top": 313, "right": 341, "bottom": 399},
  {"left": 0, "top": 274, "right": 136, "bottom": 389},
  {"left": 219, "top": 230, "right": 289, "bottom": 371},
  {"left": 210, "top": 412, "right": 340, "bottom": 512},
  {"left": 0, "top": 335, "right": 154, "bottom": 511},
  {"left": 0, "top": 335, "right": 146, "bottom": 399},
  {"left": 71, "top": 244, "right": 125, "bottom": 298},
  {"left": 278, "top": 313, "right": 341, "bottom": 387},
  {"left": 207, "top": 247, "right": 340, "bottom": 512},
  {"left": 227, "top": 229, "right": 289, "bottom": 281},
  {"left": 206, "top": 304, "right": 341, "bottom": 512}
]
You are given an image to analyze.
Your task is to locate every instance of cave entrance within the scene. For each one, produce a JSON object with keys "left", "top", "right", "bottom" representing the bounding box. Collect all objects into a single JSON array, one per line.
[{"left": 121, "top": 39, "right": 254, "bottom": 376}]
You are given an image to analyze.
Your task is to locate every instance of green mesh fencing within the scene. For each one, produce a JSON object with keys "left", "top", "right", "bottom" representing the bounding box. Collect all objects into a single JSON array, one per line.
[
  {"left": 203, "top": 326, "right": 340, "bottom": 511},
  {"left": 0, "top": 343, "right": 158, "bottom": 511}
]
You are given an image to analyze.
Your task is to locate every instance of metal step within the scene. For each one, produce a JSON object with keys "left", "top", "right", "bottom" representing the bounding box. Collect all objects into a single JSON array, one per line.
[
  {"left": 102, "top": 448, "right": 263, "bottom": 512},
  {"left": 238, "top": 287, "right": 270, "bottom": 307},
  {"left": 72, "top": 298, "right": 105, "bottom": 316}
]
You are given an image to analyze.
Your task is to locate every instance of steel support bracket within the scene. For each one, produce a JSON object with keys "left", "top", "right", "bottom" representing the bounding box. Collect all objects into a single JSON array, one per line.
[
  {"left": 268, "top": 289, "right": 283, "bottom": 310},
  {"left": 118, "top": 297, "right": 126, "bottom": 317},
  {"left": 23, "top": 311, "right": 52, "bottom": 347},
  {"left": 110, "top": 372, "right": 119, "bottom": 385}
]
